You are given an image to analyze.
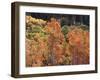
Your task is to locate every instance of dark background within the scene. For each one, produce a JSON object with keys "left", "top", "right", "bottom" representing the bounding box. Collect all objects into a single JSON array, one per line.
[{"left": 26, "top": 12, "right": 89, "bottom": 26}]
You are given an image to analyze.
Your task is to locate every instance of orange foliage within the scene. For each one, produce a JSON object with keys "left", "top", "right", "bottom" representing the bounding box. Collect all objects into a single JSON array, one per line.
[
  {"left": 67, "top": 27, "right": 89, "bottom": 64},
  {"left": 46, "top": 18, "right": 61, "bottom": 34},
  {"left": 26, "top": 16, "right": 90, "bottom": 67}
]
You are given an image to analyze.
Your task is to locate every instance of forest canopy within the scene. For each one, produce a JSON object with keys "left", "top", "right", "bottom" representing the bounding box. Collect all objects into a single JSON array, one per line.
[{"left": 25, "top": 13, "right": 89, "bottom": 67}]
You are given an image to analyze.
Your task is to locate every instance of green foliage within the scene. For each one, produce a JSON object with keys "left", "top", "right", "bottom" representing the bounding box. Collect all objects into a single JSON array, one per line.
[
  {"left": 26, "top": 32, "right": 36, "bottom": 39},
  {"left": 61, "top": 25, "right": 69, "bottom": 37},
  {"left": 79, "top": 24, "right": 89, "bottom": 31},
  {"left": 26, "top": 25, "right": 48, "bottom": 39},
  {"left": 31, "top": 26, "right": 44, "bottom": 33}
]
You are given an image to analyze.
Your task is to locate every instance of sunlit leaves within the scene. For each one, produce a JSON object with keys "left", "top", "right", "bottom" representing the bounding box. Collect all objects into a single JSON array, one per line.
[{"left": 26, "top": 16, "right": 89, "bottom": 67}]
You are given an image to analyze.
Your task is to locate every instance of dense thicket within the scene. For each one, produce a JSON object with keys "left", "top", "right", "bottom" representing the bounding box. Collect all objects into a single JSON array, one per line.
[{"left": 26, "top": 16, "right": 89, "bottom": 67}]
